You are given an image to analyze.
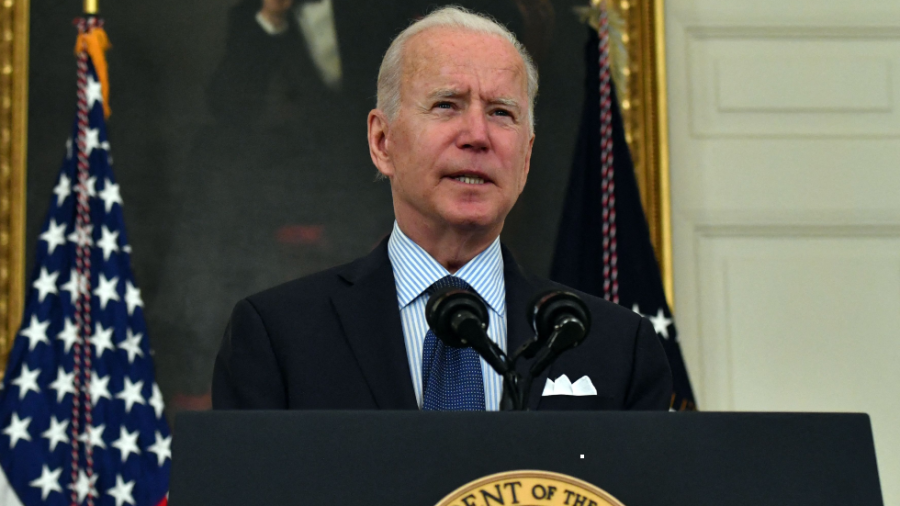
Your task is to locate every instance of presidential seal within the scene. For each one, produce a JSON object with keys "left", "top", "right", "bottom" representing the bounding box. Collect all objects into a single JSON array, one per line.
[{"left": 434, "top": 470, "right": 626, "bottom": 506}]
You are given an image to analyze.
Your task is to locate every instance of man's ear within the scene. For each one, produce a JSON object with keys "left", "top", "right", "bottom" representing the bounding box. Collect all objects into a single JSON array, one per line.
[{"left": 368, "top": 109, "right": 394, "bottom": 178}]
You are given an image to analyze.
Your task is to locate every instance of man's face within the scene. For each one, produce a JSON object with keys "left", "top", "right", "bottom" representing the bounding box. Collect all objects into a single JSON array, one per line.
[{"left": 375, "top": 28, "right": 534, "bottom": 236}]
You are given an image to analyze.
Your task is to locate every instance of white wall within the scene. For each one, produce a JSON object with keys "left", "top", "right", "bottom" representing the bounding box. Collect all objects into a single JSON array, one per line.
[{"left": 666, "top": 0, "right": 900, "bottom": 503}]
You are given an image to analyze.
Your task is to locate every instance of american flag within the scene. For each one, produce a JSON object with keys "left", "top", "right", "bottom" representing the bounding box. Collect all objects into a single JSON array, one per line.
[
  {"left": 0, "top": 17, "right": 170, "bottom": 506},
  {"left": 551, "top": 16, "right": 696, "bottom": 411}
]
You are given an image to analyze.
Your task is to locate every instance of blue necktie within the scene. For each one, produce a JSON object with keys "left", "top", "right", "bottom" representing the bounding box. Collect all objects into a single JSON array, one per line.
[{"left": 422, "top": 276, "right": 486, "bottom": 411}]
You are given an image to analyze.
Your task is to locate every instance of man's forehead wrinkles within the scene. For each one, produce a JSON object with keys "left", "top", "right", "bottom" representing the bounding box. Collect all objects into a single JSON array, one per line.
[
  {"left": 399, "top": 29, "right": 529, "bottom": 111},
  {"left": 418, "top": 67, "right": 526, "bottom": 96},
  {"left": 445, "top": 61, "right": 523, "bottom": 76}
]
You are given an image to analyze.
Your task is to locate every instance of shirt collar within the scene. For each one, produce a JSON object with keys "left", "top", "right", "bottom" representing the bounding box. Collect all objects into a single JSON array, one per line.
[{"left": 387, "top": 221, "right": 506, "bottom": 315}]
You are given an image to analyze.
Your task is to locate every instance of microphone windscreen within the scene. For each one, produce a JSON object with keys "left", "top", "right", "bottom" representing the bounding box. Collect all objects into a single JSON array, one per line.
[
  {"left": 425, "top": 287, "right": 489, "bottom": 348},
  {"left": 531, "top": 291, "right": 592, "bottom": 340}
]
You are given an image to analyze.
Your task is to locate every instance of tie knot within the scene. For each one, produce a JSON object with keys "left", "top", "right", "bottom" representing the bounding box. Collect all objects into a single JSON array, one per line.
[{"left": 427, "top": 275, "right": 472, "bottom": 296}]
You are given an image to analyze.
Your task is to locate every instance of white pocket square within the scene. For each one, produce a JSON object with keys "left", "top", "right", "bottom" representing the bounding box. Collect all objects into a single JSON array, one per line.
[{"left": 542, "top": 374, "right": 597, "bottom": 396}]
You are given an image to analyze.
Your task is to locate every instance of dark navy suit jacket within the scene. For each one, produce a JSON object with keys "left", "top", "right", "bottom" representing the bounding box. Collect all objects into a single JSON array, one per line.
[{"left": 212, "top": 240, "right": 672, "bottom": 410}]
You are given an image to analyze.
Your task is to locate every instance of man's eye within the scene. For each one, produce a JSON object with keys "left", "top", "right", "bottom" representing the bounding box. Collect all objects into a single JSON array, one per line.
[
  {"left": 492, "top": 109, "right": 514, "bottom": 118},
  {"left": 435, "top": 102, "right": 453, "bottom": 109}
]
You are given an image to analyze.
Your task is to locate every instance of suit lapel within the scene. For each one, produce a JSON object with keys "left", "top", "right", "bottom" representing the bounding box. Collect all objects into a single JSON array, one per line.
[
  {"left": 502, "top": 246, "right": 552, "bottom": 410},
  {"left": 332, "top": 241, "right": 553, "bottom": 410},
  {"left": 332, "top": 240, "right": 418, "bottom": 409}
]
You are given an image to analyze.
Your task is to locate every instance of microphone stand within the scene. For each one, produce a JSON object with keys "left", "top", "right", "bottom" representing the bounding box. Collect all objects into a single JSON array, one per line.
[
  {"left": 500, "top": 372, "right": 520, "bottom": 411},
  {"left": 504, "top": 318, "right": 587, "bottom": 411}
]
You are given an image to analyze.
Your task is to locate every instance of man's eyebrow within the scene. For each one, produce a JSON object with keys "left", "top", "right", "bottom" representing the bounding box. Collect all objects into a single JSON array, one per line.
[
  {"left": 425, "top": 89, "right": 522, "bottom": 110},
  {"left": 427, "top": 88, "right": 466, "bottom": 99},
  {"left": 490, "top": 97, "right": 521, "bottom": 109}
]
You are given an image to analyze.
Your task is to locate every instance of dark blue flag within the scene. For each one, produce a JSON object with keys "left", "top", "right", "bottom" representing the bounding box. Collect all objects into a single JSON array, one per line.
[
  {"left": 0, "top": 18, "right": 170, "bottom": 506},
  {"left": 551, "top": 25, "right": 696, "bottom": 411}
]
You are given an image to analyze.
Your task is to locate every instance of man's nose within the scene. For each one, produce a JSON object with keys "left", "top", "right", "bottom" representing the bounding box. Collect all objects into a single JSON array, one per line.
[{"left": 457, "top": 107, "right": 490, "bottom": 152}]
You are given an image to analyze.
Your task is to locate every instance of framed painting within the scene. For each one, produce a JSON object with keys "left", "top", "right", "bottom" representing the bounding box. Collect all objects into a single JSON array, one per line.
[{"left": 0, "top": 0, "right": 673, "bottom": 417}]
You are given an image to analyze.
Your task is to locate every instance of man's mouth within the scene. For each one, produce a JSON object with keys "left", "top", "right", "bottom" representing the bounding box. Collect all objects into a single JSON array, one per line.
[{"left": 453, "top": 175, "right": 486, "bottom": 185}]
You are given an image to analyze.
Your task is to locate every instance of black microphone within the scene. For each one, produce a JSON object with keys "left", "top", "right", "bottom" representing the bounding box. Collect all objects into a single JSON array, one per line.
[
  {"left": 425, "top": 287, "right": 511, "bottom": 375},
  {"left": 512, "top": 291, "right": 561, "bottom": 361},
  {"left": 527, "top": 291, "right": 591, "bottom": 377}
]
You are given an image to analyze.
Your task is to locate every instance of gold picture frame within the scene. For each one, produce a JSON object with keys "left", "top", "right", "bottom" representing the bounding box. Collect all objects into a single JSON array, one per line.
[
  {"left": 0, "top": 0, "right": 28, "bottom": 374},
  {"left": 623, "top": 0, "right": 674, "bottom": 310},
  {"left": 631, "top": 0, "right": 673, "bottom": 310}
]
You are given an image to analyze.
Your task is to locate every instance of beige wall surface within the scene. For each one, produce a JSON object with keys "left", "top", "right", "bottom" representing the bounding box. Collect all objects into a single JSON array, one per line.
[{"left": 666, "top": 0, "right": 900, "bottom": 503}]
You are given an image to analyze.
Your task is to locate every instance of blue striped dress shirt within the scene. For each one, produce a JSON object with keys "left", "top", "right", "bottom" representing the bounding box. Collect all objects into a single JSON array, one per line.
[{"left": 387, "top": 222, "right": 507, "bottom": 411}]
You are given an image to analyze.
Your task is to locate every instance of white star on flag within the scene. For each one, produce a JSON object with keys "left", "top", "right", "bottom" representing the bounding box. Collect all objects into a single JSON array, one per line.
[
  {"left": 69, "top": 469, "right": 98, "bottom": 503},
  {"left": 106, "top": 474, "right": 136, "bottom": 506},
  {"left": 32, "top": 267, "right": 59, "bottom": 302},
  {"left": 48, "top": 366, "right": 76, "bottom": 403},
  {"left": 91, "top": 321, "right": 115, "bottom": 358},
  {"left": 39, "top": 218, "right": 67, "bottom": 254},
  {"left": 125, "top": 280, "right": 143, "bottom": 315},
  {"left": 93, "top": 273, "right": 120, "bottom": 309},
  {"left": 89, "top": 370, "right": 112, "bottom": 406},
  {"left": 29, "top": 464, "right": 63, "bottom": 500},
  {"left": 78, "top": 422, "right": 107, "bottom": 450},
  {"left": 11, "top": 364, "right": 41, "bottom": 400},
  {"left": 83, "top": 128, "right": 102, "bottom": 156},
  {"left": 118, "top": 329, "right": 144, "bottom": 363},
  {"left": 3, "top": 412, "right": 32, "bottom": 448},
  {"left": 86, "top": 75, "right": 103, "bottom": 109},
  {"left": 72, "top": 174, "right": 97, "bottom": 198},
  {"left": 52, "top": 173, "right": 71, "bottom": 206},
  {"left": 111, "top": 426, "right": 141, "bottom": 462},
  {"left": 19, "top": 314, "right": 50, "bottom": 351},
  {"left": 67, "top": 223, "right": 94, "bottom": 247},
  {"left": 99, "top": 178, "right": 123, "bottom": 212},
  {"left": 60, "top": 269, "right": 83, "bottom": 301},
  {"left": 648, "top": 308, "right": 673, "bottom": 339},
  {"left": 115, "top": 377, "right": 145, "bottom": 413},
  {"left": 149, "top": 383, "right": 166, "bottom": 418},
  {"left": 97, "top": 225, "right": 120, "bottom": 260},
  {"left": 147, "top": 430, "right": 172, "bottom": 466},
  {"left": 56, "top": 317, "right": 79, "bottom": 353},
  {"left": 41, "top": 415, "right": 69, "bottom": 451}
]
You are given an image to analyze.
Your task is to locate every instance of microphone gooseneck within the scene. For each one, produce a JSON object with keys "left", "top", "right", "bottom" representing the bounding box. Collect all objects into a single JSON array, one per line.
[{"left": 516, "top": 290, "right": 592, "bottom": 406}]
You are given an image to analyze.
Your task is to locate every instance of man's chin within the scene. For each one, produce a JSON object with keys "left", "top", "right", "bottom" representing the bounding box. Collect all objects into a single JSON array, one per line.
[{"left": 437, "top": 211, "right": 502, "bottom": 233}]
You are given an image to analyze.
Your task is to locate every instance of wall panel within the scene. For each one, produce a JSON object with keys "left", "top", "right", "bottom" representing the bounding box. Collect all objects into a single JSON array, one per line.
[
  {"left": 667, "top": 1, "right": 900, "bottom": 502},
  {"left": 687, "top": 29, "right": 900, "bottom": 137}
]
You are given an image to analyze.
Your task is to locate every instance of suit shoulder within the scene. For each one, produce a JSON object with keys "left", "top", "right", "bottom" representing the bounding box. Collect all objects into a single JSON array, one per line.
[
  {"left": 242, "top": 257, "right": 361, "bottom": 312},
  {"left": 239, "top": 239, "right": 390, "bottom": 316},
  {"left": 526, "top": 274, "right": 642, "bottom": 326}
]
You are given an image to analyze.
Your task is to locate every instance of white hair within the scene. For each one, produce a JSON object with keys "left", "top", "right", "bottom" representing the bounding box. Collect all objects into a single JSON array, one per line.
[{"left": 376, "top": 5, "right": 539, "bottom": 132}]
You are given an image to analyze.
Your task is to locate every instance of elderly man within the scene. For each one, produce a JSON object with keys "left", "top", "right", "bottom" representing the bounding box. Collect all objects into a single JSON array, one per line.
[{"left": 212, "top": 6, "right": 672, "bottom": 411}]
